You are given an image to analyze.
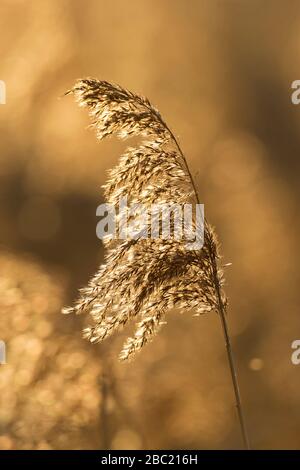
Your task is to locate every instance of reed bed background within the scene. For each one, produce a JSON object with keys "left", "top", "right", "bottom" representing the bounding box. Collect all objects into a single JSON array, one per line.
[{"left": 0, "top": 0, "right": 300, "bottom": 449}]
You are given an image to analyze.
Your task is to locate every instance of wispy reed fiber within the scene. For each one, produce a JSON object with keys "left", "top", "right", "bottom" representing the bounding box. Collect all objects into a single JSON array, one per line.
[{"left": 63, "top": 78, "right": 250, "bottom": 448}]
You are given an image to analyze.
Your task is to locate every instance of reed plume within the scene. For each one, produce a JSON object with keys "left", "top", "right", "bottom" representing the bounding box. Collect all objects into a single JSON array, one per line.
[{"left": 63, "top": 78, "right": 250, "bottom": 448}]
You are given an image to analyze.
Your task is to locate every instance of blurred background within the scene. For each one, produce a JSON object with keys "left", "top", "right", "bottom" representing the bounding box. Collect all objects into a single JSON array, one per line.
[{"left": 0, "top": 0, "right": 300, "bottom": 450}]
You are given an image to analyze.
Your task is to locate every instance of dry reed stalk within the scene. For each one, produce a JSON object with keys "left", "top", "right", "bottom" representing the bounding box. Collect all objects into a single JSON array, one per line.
[{"left": 62, "top": 79, "right": 250, "bottom": 449}]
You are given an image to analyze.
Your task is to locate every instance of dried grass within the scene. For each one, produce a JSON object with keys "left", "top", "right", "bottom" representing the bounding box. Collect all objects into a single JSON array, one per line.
[{"left": 62, "top": 79, "right": 227, "bottom": 361}]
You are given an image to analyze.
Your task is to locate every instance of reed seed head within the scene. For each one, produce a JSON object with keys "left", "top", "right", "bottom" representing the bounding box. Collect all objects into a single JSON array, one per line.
[{"left": 62, "top": 79, "right": 227, "bottom": 360}]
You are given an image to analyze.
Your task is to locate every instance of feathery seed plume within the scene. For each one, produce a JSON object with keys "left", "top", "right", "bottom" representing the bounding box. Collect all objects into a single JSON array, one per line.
[{"left": 62, "top": 78, "right": 227, "bottom": 361}]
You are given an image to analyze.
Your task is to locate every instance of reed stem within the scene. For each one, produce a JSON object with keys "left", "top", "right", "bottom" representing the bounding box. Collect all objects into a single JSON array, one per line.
[{"left": 166, "top": 125, "right": 250, "bottom": 450}]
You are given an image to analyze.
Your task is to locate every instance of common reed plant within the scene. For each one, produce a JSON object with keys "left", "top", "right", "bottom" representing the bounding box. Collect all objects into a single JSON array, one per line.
[{"left": 63, "top": 79, "right": 250, "bottom": 449}]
